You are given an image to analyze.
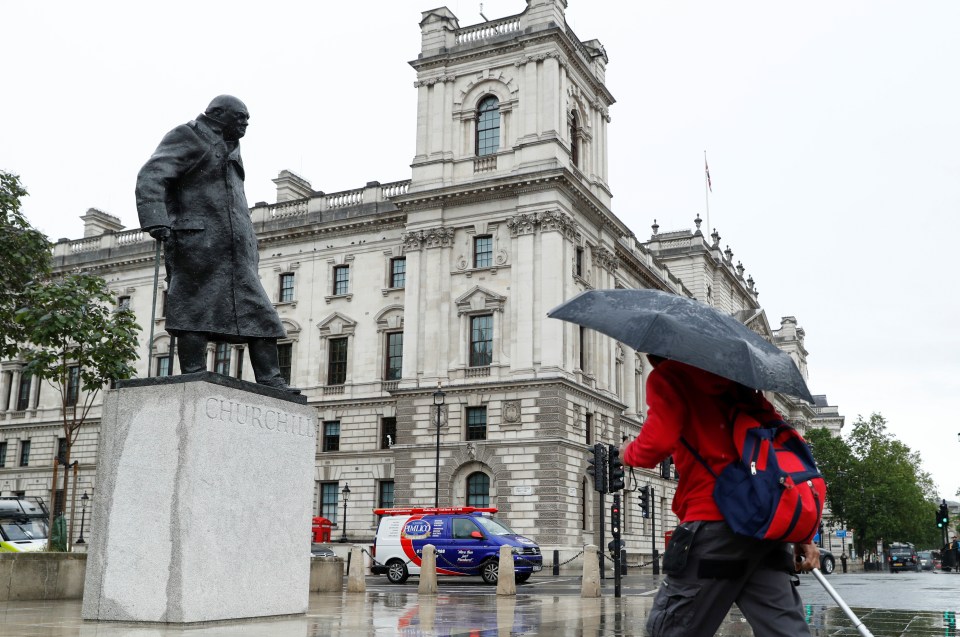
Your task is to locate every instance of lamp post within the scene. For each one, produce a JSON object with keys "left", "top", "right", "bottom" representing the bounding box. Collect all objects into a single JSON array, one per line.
[
  {"left": 339, "top": 483, "right": 350, "bottom": 543},
  {"left": 433, "top": 383, "right": 445, "bottom": 508},
  {"left": 75, "top": 491, "right": 89, "bottom": 545}
]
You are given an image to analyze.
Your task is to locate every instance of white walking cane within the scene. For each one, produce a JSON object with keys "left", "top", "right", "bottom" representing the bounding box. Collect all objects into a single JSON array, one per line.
[{"left": 811, "top": 568, "right": 874, "bottom": 637}]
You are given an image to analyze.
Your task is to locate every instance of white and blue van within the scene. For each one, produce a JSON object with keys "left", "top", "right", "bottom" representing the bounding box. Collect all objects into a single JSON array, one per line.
[{"left": 371, "top": 507, "right": 542, "bottom": 585}]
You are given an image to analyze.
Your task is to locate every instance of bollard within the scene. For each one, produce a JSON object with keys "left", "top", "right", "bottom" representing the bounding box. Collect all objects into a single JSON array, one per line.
[
  {"left": 418, "top": 544, "right": 438, "bottom": 595},
  {"left": 841, "top": 554, "right": 847, "bottom": 573},
  {"left": 497, "top": 545, "right": 517, "bottom": 596},
  {"left": 620, "top": 548, "right": 628, "bottom": 575},
  {"left": 581, "top": 544, "right": 601, "bottom": 598},
  {"left": 347, "top": 545, "right": 366, "bottom": 593},
  {"left": 553, "top": 549, "right": 560, "bottom": 576},
  {"left": 652, "top": 548, "right": 660, "bottom": 575}
]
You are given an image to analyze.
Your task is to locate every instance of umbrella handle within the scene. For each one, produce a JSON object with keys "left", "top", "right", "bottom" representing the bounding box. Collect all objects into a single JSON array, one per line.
[{"left": 810, "top": 568, "right": 874, "bottom": 637}]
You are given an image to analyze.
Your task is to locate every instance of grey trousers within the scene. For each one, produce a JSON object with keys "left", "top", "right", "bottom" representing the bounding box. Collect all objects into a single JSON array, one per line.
[{"left": 646, "top": 521, "right": 811, "bottom": 637}]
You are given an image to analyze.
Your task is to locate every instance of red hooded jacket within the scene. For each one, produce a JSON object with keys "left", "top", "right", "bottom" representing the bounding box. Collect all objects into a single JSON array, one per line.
[{"left": 623, "top": 359, "right": 783, "bottom": 524}]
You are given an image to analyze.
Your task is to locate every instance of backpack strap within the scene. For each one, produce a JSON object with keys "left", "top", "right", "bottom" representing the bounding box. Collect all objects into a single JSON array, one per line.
[
  {"left": 678, "top": 405, "right": 742, "bottom": 479},
  {"left": 679, "top": 436, "right": 719, "bottom": 479}
]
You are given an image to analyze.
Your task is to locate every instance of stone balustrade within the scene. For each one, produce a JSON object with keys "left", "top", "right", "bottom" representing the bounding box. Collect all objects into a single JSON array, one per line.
[
  {"left": 51, "top": 179, "right": 412, "bottom": 258},
  {"left": 455, "top": 15, "right": 521, "bottom": 45}
]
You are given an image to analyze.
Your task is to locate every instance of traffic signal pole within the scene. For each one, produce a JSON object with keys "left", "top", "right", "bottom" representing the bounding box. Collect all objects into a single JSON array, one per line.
[{"left": 612, "top": 493, "right": 622, "bottom": 598}]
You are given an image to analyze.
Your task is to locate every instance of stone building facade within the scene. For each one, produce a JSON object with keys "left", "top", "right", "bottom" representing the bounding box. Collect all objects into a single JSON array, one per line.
[{"left": 0, "top": 0, "right": 841, "bottom": 557}]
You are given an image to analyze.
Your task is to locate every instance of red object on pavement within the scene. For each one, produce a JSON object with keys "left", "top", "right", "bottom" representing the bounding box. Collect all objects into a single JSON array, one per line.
[
  {"left": 664, "top": 530, "right": 674, "bottom": 549},
  {"left": 312, "top": 516, "right": 332, "bottom": 543}
]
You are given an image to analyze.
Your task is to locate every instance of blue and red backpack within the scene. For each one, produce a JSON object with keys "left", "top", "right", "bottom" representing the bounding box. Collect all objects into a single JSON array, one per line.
[{"left": 682, "top": 409, "right": 826, "bottom": 544}]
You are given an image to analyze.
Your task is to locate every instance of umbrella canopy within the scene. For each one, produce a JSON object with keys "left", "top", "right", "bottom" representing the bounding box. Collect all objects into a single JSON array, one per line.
[{"left": 547, "top": 288, "right": 814, "bottom": 403}]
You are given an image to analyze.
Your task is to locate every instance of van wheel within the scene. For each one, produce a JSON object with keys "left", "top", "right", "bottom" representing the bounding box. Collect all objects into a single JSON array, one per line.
[
  {"left": 386, "top": 560, "right": 409, "bottom": 584},
  {"left": 515, "top": 572, "right": 531, "bottom": 584},
  {"left": 480, "top": 560, "right": 499, "bottom": 585}
]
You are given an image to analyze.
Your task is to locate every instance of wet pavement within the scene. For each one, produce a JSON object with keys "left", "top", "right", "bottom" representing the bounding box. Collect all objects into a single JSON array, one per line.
[{"left": 0, "top": 573, "right": 957, "bottom": 636}]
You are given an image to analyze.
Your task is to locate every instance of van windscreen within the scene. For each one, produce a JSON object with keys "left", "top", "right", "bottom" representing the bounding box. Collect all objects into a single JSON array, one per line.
[{"left": 474, "top": 516, "right": 515, "bottom": 536}]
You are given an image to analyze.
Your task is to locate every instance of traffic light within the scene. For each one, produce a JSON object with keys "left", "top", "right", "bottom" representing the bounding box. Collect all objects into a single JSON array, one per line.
[
  {"left": 638, "top": 485, "right": 650, "bottom": 518},
  {"left": 607, "top": 444, "right": 625, "bottom": 492},
  {"left": 588, "top": 443, "right": 607, "bottom": 493},
  {"left": 611, "top": 501, "right": 621, "bottom": 535},
  {"left": 939, "top": 501, "right": 950, "bottom": 528}
]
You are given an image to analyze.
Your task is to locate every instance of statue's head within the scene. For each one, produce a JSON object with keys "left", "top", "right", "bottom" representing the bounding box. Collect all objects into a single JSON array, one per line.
[{"left": 205, "top": 95, "right": 249, "bottom": 141}]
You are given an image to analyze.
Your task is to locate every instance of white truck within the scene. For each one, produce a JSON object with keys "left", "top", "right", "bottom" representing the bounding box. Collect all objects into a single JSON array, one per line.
[{"left": 0, "top": 497, "right": 49, "bottom": 552}]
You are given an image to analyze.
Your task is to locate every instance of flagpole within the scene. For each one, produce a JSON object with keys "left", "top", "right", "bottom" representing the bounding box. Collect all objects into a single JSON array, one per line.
[{"left": 704, "top": 150, "right": 711, "bottom": 238}]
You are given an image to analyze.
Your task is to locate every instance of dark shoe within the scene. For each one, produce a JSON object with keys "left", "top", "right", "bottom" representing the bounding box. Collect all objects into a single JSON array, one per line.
[{"left": 258, "top": 378, "right": 302, "bottom": 395}]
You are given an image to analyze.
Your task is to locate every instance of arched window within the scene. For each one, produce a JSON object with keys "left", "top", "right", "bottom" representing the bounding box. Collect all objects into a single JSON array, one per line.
[
  {"left": 466, "top": 472, "right": 490, "bottom": 507},
  {"left": 570, "top": 110, "right": 580, "bottom": 168},
  {"left": 476, "top": 96, "right": 500, "bottom": 157}
]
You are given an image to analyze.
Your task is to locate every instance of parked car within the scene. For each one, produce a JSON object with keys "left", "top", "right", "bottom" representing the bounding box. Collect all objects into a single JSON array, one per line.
[
  {"left": 917, "top": 550, "right": 938, "bottom": 571},
  {"left": 310, "top": 543, "right": 336, "bottom": 558},
  {"left": 888, "top": 542, "right": 919, "bottom": 572},
  {"left": 818, "top": 547, "right": 835, "bottom": 575}
]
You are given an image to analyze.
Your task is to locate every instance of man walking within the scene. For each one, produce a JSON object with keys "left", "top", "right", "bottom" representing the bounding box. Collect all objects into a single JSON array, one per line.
[
  {"left": 136, "top": 95, "right": 297, "bottom": 393},
  {"left": 622, "top": 356, "right": 818, "bottom": 636}
]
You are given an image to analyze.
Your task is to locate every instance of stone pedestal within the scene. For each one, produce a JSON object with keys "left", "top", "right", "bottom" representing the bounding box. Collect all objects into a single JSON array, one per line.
[{"left": 82, "top": 373, "right": 316, "bottom": 623}]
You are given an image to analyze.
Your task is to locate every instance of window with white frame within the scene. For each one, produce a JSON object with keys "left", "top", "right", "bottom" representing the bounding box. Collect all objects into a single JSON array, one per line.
[
  {"left": 279, "top": 272, "right": 295, "bottom": 302},
  {"left": 476, "top": 96, "right": 500, "bottom": 156},
  {"left": 469, "top": 315, "right": 493, "bottom": 367}
]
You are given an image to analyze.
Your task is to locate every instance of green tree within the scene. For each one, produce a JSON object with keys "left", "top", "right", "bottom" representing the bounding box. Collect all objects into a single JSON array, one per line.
[
  {"left": 0, "top": 171, "right": 52, "bottom": 358},
  {"left": 15, "top": 272, "right": 140, "bottom": 550},
  {"left": 807, "top": 414, "right": 941, "bottom": 556}
]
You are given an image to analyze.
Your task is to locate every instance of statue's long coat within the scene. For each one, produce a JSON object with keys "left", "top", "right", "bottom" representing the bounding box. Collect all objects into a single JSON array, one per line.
[{"left": 136, "top": 115, "right": 285, "bottom": 341}]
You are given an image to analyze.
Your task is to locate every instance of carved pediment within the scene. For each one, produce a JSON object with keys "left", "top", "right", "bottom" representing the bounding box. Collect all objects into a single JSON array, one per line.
[
  {"left": 455, "top": 285, "right": 507, "bottom": 316},
  {"left": 317, "top": 312, "right": 358, "bottom": 337}
]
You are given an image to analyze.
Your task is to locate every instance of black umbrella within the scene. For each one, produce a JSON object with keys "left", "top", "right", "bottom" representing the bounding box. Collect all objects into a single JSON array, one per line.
[{"left": 547, "top": 288, "right": 814, "bottom": 403}]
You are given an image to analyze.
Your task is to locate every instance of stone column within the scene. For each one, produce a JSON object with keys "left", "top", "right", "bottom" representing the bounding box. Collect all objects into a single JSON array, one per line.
[
  {"left": 7, "top": 369, "right": 21, "bottom": 411},
  {"left": 0, "top": 370, "right": 11, "bottom": 413}
]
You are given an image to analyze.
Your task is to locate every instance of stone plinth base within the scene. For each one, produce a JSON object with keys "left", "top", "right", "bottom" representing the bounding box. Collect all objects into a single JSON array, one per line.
[{"left": 82, "top": 373, "right": 316, "bottom": 623}]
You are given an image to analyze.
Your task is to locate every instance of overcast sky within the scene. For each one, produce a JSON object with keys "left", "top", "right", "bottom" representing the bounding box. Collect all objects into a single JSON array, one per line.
[{"left": 3, "top": 1, "right": 957, "bottom": 499}]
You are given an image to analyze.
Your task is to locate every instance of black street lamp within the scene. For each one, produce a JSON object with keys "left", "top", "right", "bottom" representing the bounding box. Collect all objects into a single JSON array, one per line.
[
  {"left": 75, "top": 491, "right": 89, "bottom": 545},
  {"left": 433, "top": 383, "right": 445, "bottom": 508},
  {"left": 339, "top": 483, "right": 350, "bottom": 543}
]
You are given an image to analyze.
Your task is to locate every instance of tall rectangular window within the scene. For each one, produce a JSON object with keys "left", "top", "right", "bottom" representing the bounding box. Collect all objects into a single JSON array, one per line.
[
  {"left": 16, "top": 373, "right": 31, "bottom": 411},
  {"left": 586, "top": 413, "right": 593, "bottom": 445},
  {"left": 378, "top": 481, "right": 395, "bottom": 509},
  {"left": 277, "top": 343, "right": 292, "bottom": 384},
  {"left": 328, "top": 338, "right": 348, "bottom": 385},
  {"left": 235, "top": 347, "right": 245, "bottom": 380},
  {"left": 575, "top": 247, "right": 584, "bottom": 277},
  {"left": 466, "top": 406, "right": 487, "bottom": 441},
  {"left": 380, "top": 417, "right": 397, "bottom": 449},
  {"left": 19, "top": 440, "right": 31, "bottom": 467},
  {"left": 333, "top": 266, "right": 350, "bottom": 296},
  {"left": 474, "top": 236, "right": 493, "bottom": 268},
  {"left": 279, "top": 273, "right": 295, "bottom": 302},
  {"left": 117, "top": 296, "right": 131, "bottom": 311},
  {"left": 579, "top": 327, "right": 587, "bottom": 371},
  {"left": 322, "top": 421, "right": 341, "bottom": 452},
  {"left": 320, "top": 482, "right": 339, "bottom": 522},
  {"left": 160, "top": 290, "right": 168, "bottom": 317},
  {"left": 214, "top": 342, "right": 231, "bottom": 375},
  {"left": 469, "top": 315, "right": 493, "bottom": 367},
  {"left": 390, "top": 257, "right": 406, "bottom": 289},
  {"left": 54, "top": 489, "right": 65, "bottom": 517},
  {"left": 57, "top": 437, "right": 67, "bottom": 464},
  {"left": 385, "top": 332, "right": 403, "bottom": 380},
  {"left": 156, "top": 355, "right": 172, "bottom": 377},
  {"left": 66, "top": 366, "right": 80, "bottom": 407},
  {"left": 0, "top": 441, "right": 7, "bottom": 468}
]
